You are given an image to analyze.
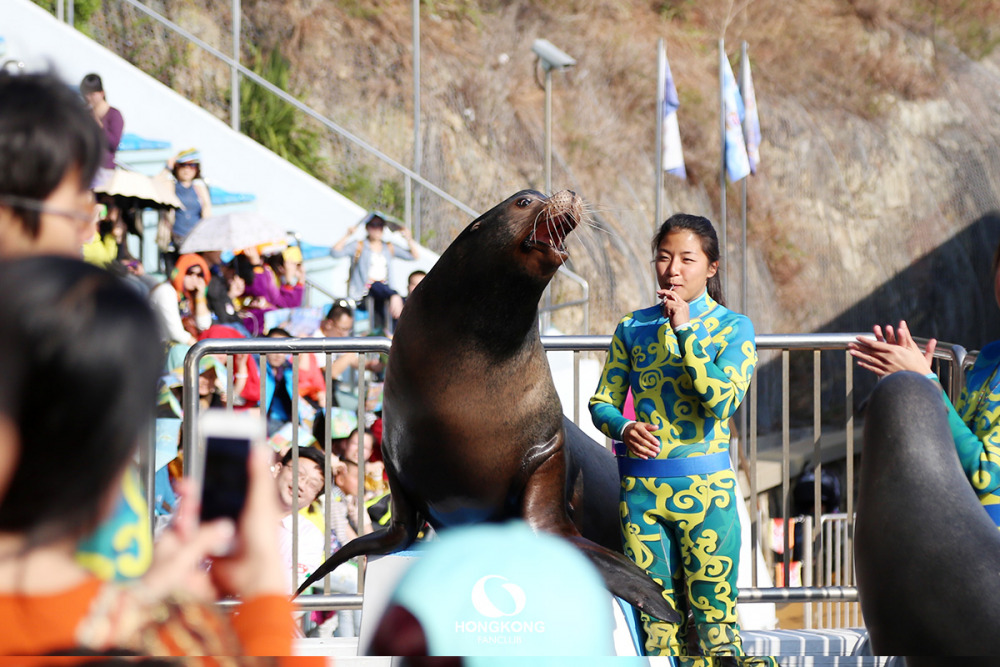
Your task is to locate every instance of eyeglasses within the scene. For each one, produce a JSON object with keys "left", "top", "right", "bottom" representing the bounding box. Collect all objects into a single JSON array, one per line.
[{"left": 0, "top": 194, "right": 96, "bottom": 225}]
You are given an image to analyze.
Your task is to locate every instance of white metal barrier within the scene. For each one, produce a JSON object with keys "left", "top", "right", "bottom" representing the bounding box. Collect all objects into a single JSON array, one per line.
[{"left": 169, "top": 332, "right": 967, "bottom": 629}]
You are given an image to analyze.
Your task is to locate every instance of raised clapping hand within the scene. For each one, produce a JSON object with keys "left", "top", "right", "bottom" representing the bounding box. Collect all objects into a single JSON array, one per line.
[
  {"left": 847, "top": 319, "right": 937, "bottom": 379},
  {"left": 657, "top": 286, "right": 690, "bottom": 328},
  {"left": 622, "top": 421, "right": 661, "bottom": 460}
]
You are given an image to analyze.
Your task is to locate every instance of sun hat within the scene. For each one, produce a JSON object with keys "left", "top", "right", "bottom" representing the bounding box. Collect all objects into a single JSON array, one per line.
[{"left": 174, "top": 148, "right": 201, "bottom": 164}]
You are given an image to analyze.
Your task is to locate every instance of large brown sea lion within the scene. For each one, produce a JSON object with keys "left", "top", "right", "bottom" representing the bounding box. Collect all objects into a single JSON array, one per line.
[{"left": 297, "top": 189, "right": 677, "bottom": 623}]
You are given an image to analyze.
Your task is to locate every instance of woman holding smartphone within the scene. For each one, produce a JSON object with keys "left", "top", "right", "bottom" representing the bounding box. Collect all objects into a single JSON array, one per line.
[
  {"left": 0, "top": 257, "right": 315, "bottom": 663},
  {"left": 590, "top": 214, "right": 769, "bottom": 662}
]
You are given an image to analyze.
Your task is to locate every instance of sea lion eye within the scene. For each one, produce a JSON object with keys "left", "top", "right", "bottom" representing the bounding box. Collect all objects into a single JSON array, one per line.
[{"left": 517, "top": 197, "right": 531, "bottom": 207}]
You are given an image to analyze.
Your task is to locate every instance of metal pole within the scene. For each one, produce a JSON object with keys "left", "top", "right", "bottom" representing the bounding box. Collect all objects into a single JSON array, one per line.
[
  {"left": 231, "top": 0, "right": 240, "bottom": 131},
  {"left": 541, "top": 68, "right": 554, "bottom": 332},
  {"left": 412, "top": 0, "right": 423, "bottom": 240},
  {"left": 544, "top": 68, "right": 553, "bottom": 196},
  {"left": 719, "top": 39, "right": 727, "bottom": 298},
  {"left": 739, "top": 41, "right": 749, "bottom": 314},
  {"left": 57, "top": 0, "right": 64, "bottom": 22},
  {"left": 654, "top": 39, "right": 665, "bottom": 228},
  {"left": 67, "top": 0, "right": 74, "bottom": 26}
]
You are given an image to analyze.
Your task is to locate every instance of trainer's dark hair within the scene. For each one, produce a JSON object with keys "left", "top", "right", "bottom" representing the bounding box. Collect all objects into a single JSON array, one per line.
[
  {"left": 0, "top": 258, "right": 162, "bottom": 548},
  {"left": 652, "top": 213, "right": 725, "bottom": 306},
  {"left": 0, "top": 71, "right": 105, "bottom": 236}
]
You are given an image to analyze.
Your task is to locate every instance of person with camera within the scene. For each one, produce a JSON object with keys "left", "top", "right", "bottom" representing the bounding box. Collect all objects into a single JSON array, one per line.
[{"left": 0, "top": 257, "right": 316, "bottom": 662}]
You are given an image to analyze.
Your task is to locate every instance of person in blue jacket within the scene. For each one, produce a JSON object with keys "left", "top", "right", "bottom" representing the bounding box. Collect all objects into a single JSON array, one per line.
[
  {"left": 590, "top": 213, "right": 769, "bottom": 663},
  {"left": 849, "top": 242, "right": 1000, "bottom": 527}
]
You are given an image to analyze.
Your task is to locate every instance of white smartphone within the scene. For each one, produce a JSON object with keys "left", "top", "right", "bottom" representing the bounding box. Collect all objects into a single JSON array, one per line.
[{"left": 197, "top": 409, "right": 264, "bottom": 525}]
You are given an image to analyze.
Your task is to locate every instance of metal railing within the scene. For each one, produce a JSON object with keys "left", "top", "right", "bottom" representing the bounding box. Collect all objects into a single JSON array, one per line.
[{"left": 170, "top": 332, "right": 968, "bottom": 625}]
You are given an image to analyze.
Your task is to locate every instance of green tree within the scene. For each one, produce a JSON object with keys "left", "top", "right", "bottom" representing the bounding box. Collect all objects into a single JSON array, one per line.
[
  {"left": 31, "top": 0, "right": 101, "bottom": 29},
  {"left": 239, "top": 47, "right": 325, "bottom": 179}
]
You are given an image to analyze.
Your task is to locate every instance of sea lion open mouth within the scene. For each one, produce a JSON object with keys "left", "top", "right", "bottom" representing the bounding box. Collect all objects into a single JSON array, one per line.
[{"left": 525, "top": 190, "right": 582, "bottom": 258}]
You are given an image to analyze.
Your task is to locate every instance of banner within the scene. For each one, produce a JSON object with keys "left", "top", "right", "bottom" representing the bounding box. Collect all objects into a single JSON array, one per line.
[
  {"left": 660, "top": 47, "right": 687, "bottom": 179},
  {"left": 741, "top": 54, "right": 761, "bottom": 175},
  {"left": 722, "top": 54, "right": 750, "bottom": 182}
]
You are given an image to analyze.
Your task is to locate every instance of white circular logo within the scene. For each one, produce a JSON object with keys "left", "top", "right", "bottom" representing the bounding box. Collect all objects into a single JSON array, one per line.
[{"left": 471, "top": 574, "right": 527, "bottom": 618}]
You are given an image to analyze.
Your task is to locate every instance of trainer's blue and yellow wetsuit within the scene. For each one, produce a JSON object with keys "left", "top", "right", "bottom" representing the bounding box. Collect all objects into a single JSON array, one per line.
[
  {"left": 935, "top": 340, "right": 1000, "bottom": 526},
  {"left": 590, "top": 291, "right": 760, "bottom": 662}
]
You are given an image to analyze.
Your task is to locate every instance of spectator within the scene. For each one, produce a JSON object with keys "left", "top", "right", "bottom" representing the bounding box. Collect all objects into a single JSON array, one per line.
[
  {"left": 160, "top": 149, "right": 211, "bottom": 273},
  {"left": 318, "top": 301, "right": 384, "bottom": 410},
  {"left": 0, "top": 71, "right": 102, "bottom": 258},
  {"left": 0, "top": 71, "right": 156, "bottom": 587},
  {"left": 156, "top": 355, "right": 229, "bottom": 419},
  {"left": 274, "top": 447, "right": 327, "bottom": 600},
  {"left": 239, "top": 246, "right": 304, "bottom": 337},
  {"left": 0, "top": 256, "right": 301, "bottom": 659},
  {"left": 148, "top": 253, "right": 213, "bottom": 347},
  {"left": 79, "top": 73, "right": 123, "bottom": 188},
  {"left": 406, "top": 269, "right": 426, "bottom": 298},
  {"left": 199, "top": 250, "right": 247, "bottom": 330},
  {"left": 331, "top": 213, "right": 419, "bottom": 330},
  {"left": 261, "top": 328, "right": 322, "bottom": 436},
  {"left": 367, "top": 521, "right": 615, "bottom": 657},
  {"left": 198, "top": 323, "right": 259, "bottom": 409}
]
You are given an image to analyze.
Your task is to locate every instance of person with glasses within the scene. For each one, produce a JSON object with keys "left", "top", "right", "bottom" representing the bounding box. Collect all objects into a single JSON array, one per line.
[
  {"left": 0, "top": 72, "right": 164, "bottom": 593},
  {"left": 273, "top": 446, "right": 328, "bottom": 615},
  {"left": 0, "top": 71, "right": 103, "bottom": 258}
]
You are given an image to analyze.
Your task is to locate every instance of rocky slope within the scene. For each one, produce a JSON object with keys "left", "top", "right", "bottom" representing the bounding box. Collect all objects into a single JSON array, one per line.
[{"left": 88, "top": 0, "right": 1000, "bottom": 425}]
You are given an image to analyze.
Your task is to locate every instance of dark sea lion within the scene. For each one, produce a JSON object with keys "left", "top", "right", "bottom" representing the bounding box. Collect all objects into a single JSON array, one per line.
[
  {"left": 855, "top": 371, "right": 1000, "bottom": 663},
  {"left": 297, "top": 189, "right": 677, "bottom": 623}
]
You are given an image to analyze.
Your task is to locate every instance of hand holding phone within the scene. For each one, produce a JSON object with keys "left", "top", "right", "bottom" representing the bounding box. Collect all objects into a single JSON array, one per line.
[{"left": 197, "top": 410, "right": 262, "bottom": 526}]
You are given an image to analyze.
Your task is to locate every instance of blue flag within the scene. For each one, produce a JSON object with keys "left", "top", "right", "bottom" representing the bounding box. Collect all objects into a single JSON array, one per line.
[
  {"left": 741, "top": 54, "right": 761, "bottom": 175},
  {"left": 722, "top": 54, "right": 750, "bottom": 182},
  {"left": 660, "top": 48, "right": 687, "bottom": 179}
]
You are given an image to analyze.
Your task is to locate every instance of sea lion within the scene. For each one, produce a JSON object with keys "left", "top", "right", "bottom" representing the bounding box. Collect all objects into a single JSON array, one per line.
[
  {"left": 297, "top": 189, "right": 677, "bottom": 623},
  {"left": 855, "top": 371, "right": 1000, "bottom": 663}
]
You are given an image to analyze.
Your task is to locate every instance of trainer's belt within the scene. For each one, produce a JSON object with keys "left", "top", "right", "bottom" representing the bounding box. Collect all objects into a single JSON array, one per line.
[{"left": 613, "top": 444, "right": 731, "bottom": 478}]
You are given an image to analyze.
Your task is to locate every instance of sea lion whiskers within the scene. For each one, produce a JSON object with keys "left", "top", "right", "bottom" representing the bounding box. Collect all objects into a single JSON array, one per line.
[{"left": 526, "top": 192, "right": 581, "bottom": 254}]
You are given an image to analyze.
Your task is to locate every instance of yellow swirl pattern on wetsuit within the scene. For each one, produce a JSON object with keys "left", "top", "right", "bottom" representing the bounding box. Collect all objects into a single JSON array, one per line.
[
  {"left": 590, "top": 292, "right": 773, "bottom": 663},
  {"left": 622, "top": 469, "right": 753, "bottom": 660},
  {"left": 944, "top": 340, "right": 1000, "bottom": 519},
  {"left": 589, "top": 292, "right": 756, "bottom": 457}
]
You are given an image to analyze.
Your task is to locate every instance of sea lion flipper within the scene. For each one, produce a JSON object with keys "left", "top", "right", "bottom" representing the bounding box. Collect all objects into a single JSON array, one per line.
[
  {"left": 521, "top": 448, "right": 680, "bottom": 623},
  {"left": 295, "top": 476, "right": 425, "bottom": 597},
  {"left": 568, "top": 536, "right": 681, "bottom": 623},
  {"left": 294, "top": 522, "right": 414, "bottom": 596}
]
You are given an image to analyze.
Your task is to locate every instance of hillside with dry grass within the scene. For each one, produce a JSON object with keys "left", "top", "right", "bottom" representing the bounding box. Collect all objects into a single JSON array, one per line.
[{"left": 86, "top": 0, "right": 1000, "bottom": 348}]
